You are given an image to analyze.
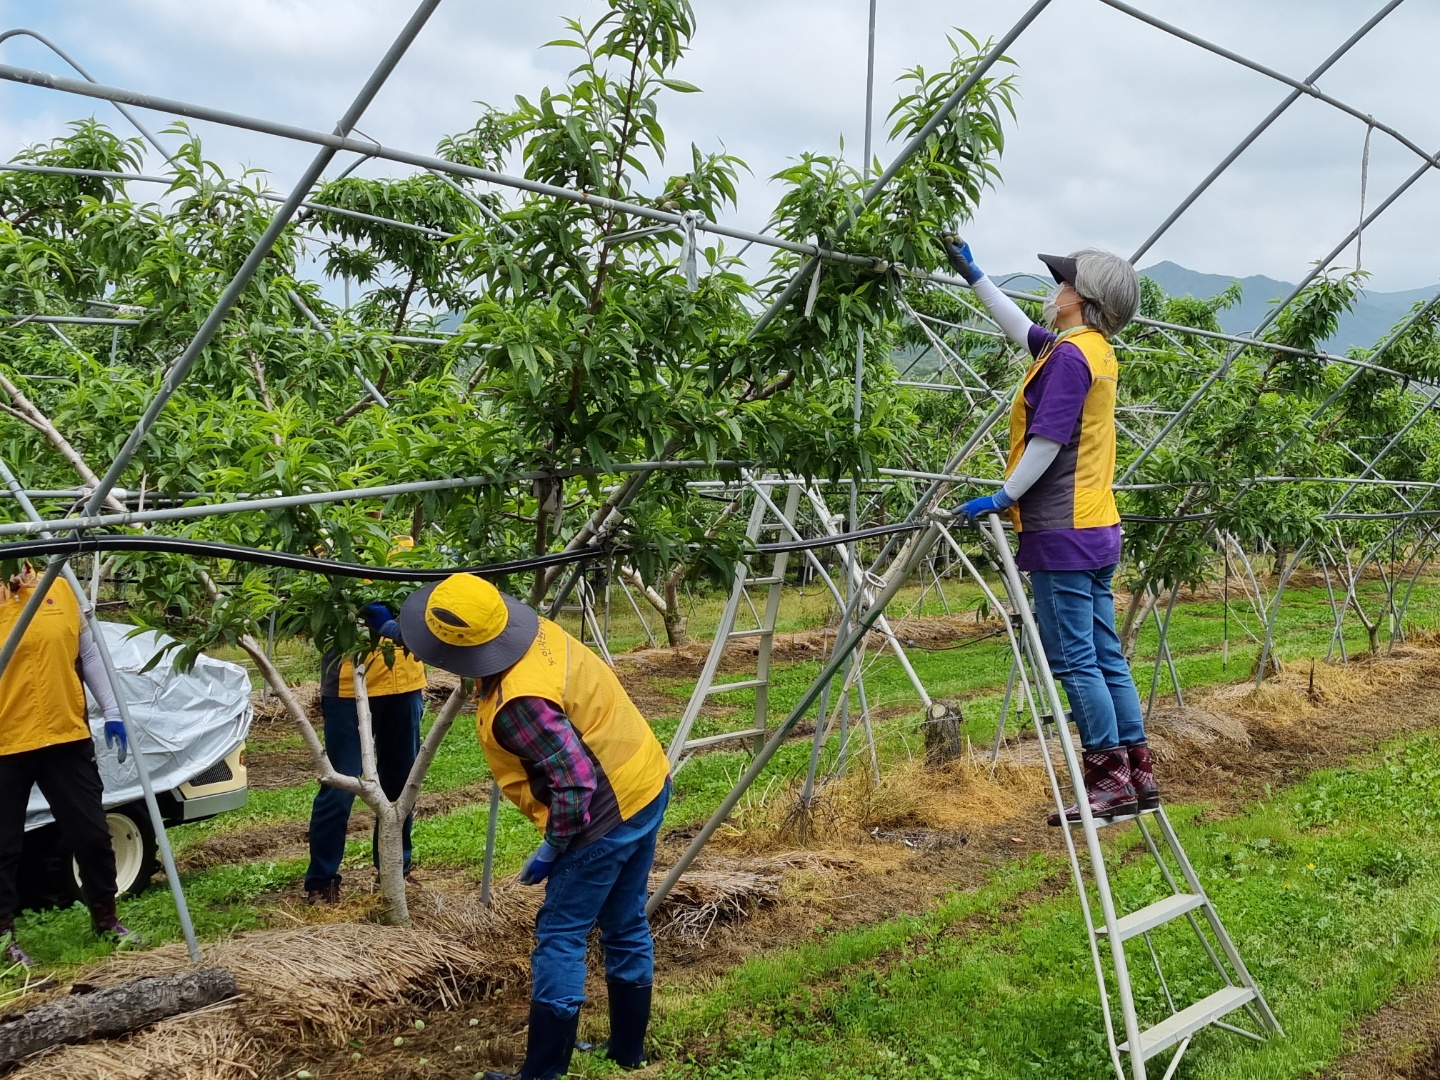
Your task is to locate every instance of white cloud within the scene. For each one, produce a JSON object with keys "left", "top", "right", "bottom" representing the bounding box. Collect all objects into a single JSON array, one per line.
[{"left": 1, "top": 0, "right": 1437, "bottom": 297}]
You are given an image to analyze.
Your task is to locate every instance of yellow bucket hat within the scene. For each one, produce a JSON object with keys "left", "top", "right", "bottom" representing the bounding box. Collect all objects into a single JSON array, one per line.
[{"left": 398, "top": 574, "right": 539, "bottom": 677}]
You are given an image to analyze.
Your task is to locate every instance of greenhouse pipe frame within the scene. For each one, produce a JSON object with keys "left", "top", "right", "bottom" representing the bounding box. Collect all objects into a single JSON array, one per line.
[
  {"left": 0, "top": 0, "right": 447, "bottom": 683},
  {"left": 3, "top": 3, "right": 1440, "bottom": 998}
]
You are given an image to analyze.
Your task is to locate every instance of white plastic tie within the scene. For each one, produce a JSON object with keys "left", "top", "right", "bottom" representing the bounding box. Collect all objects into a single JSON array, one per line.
[{"left": 680, "top": 210, "right": 702, "bottom": 292}]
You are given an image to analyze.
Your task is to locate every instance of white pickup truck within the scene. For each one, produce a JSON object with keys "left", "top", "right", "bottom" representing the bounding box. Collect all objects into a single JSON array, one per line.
[{"left": 19, "top": 623, "right": 253, "bottom": 907}]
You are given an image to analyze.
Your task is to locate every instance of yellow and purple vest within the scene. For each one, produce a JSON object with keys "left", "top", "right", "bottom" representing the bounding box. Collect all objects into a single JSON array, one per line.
[{"left": 1006, "top": 327, "right": 1122, "bottom": 533}]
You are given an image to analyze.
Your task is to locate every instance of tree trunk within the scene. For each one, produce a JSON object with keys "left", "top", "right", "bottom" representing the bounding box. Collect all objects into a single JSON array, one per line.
[
  {"left": 617, "top": 563, "right": 688, "bottom": 648},
  {"left": 662, "top": 574, "right": 688, "bottom": 649},
  {"left": 1271, "top": 543, "right": 1289, "bottom": 579},
  {"left": 1119, "top": 585, "right": 1159, "bottom": 661},
  {"left": 373, "top": 803, "right": 410, "bottom": 927},
  {"left": 0, "top": 969, "right": 238, "bottom": 1066},
  {"left": 923, "top": 702, "right": 965, "bottom": 768},
  {"left": 352, "top": 666, "right": 410, "bottom": 926}
]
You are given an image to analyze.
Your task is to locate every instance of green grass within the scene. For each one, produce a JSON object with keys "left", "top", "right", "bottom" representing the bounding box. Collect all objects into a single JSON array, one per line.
[{"left": 654, "top": 733, "right": 1440, "bottom": 1080}]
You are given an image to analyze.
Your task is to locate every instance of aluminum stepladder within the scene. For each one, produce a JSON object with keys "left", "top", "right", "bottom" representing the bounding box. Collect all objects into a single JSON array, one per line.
[
  {"left": 667, "top": 477, "right": 804, "bottom": 767},
  {"left": 954, "top": 513, "right": 1281, "bottom": 1080}
]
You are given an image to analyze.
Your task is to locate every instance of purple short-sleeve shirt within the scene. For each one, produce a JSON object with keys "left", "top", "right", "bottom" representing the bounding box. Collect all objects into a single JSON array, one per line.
[{"left": 1016, "top": 325, "right": 1122, "bottom": 572}]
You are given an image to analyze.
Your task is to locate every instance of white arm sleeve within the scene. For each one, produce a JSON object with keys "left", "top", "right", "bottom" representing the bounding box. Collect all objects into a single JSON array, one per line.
[
  {"left": 972, "top": 275, "right": 1036, "bottom": 347},
  {"left": 77, "top": 625, "right": 122, "bottom": 720},
  {"left": 1003, "top": 436, "right": 1063, "bottom": 502}
]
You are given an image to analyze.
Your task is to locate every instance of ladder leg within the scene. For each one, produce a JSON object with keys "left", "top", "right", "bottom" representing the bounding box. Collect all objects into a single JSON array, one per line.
[
  {"left": 981, "top": 516, "right": 1148, "bottom": 1080},
  {"left": 1152, "top": 808, "right": 1284, "bottom": 1036},
  {"left": 990, "top": 658, "right": 1021, "bottom": 769}
]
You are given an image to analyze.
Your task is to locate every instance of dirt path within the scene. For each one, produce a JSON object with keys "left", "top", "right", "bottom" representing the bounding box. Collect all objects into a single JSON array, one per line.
[{"left": 1318, "top": 972, "right": 1440, "bottom": 1079}]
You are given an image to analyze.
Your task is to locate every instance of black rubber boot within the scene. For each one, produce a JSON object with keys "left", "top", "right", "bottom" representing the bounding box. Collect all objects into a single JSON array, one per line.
[
  {"left": 482, "top": 1000, "right": 580, "bottom": 1080},
  {"left": 603, "top": 980, "right": 653, "bottom": 1069}
]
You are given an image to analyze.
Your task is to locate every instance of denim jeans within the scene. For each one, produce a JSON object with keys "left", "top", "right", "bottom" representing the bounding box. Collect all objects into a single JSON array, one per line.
[
  {"left": 1030, "top": 565, "right": 1146, "bottom": 752},
  {"left": 305, "top": 690, "right": 423, "bottom": 890},
  {"left": 531, "top": 780, "right": 671, "bottom": 1017}
]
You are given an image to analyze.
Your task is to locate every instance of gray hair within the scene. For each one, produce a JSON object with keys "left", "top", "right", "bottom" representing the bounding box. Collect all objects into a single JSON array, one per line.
[{"left": 1072, "top": 249, "right": 1139, "bottom": 338}]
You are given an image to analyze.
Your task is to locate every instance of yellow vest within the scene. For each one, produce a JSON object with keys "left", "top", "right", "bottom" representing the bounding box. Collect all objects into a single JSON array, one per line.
[
  {"left": 475, "top": 617, "right": 669, "bottom": 833},
  {"left": 337, "top": 535, "right": 428, "bottom": 698},
  {"left": 1006, "top": 327, "right": 1121, "bottom": 533},
  {"left": 0, "top": 582, "right": 89, "bottom": 756},
  {"left": 337, "top": 649, "right": 428, "bottom": 699}
]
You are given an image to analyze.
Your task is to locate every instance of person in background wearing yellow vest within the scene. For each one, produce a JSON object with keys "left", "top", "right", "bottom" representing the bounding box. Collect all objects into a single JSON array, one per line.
[
  {"left": 0, "top": 561, "right": 137, "bottom": 969},
  {"left": 398, "top": 574, "right": 671, "bottom": 1080},
  {"left": 303, "top": 598, "right": 428, "bottom": 904},
  {"left": 944, "top": 239, "right": 1159, "bottom": 826}
]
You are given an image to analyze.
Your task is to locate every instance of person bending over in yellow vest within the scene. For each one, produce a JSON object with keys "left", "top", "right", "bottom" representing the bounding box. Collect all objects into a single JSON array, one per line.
[
  {"left": 399, "top": 574, "right": 671, "bottom": 1080},
  {"left": 0, "top": 561, "right": 138, "bottom": 969},
  {"left": 944, "top": 239, "right": 1160, "bottom": 826}
]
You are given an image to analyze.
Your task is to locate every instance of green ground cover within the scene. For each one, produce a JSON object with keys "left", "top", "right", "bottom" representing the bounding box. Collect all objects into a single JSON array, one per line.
[{"left": 655, "top": 734, "right": 1440, "bottom": 1079}]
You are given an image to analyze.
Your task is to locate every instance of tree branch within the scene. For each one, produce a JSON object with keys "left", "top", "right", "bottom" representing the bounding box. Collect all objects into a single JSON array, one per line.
[
  {"left": 0, "top": 371, "right": 128, "bottom": 514},
  {"left": 395, "top": 682, "right": 468, "bottom": 819}
]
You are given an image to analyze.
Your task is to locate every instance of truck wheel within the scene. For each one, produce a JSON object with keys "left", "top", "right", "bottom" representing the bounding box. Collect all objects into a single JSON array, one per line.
[{"left": 72, "top": 804, "right": 159, "bottom": 897}]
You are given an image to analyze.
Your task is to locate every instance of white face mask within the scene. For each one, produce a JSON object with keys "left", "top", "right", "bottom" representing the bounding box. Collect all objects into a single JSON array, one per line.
[
  {"left": 1043, "top": 285, "right": 1083, "bottom": 330},
  {"left": 1043, "top": 286, "right": 1064, "bottom": 330}
]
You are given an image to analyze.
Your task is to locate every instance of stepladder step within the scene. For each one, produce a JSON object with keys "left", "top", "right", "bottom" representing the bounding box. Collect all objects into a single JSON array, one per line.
[
  {"left": 1118, "top": 985, "right": 1256, "bottom": 1061},
  {"left": 1097, "top": 892, "right": 1206, "bottom": 941},
  {"left": 726, "top": 628, "right": 771, "bottom": 641},
  {"left": 681, "top": 728, "right": 767, "bottom": 751},
  {"left": 705, "top": 678, "right": 768, "bottom": 695}
]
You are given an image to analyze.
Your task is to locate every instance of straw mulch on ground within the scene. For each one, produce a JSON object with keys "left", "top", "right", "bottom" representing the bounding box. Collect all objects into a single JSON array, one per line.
[{"left": 8, "top": 921, "right": 512, "bottom": 1080}]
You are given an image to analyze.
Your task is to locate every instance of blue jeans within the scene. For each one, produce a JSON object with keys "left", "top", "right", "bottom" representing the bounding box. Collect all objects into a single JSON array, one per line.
[
  {"left": 1030, "top": 566, "right": 1146, "bottom": 752},
  {"left": 305, "top": 690, "right": 423, "bottom": 890},
  {"left": 531, "top": 781, "right": 671, "bottom": 1017}
]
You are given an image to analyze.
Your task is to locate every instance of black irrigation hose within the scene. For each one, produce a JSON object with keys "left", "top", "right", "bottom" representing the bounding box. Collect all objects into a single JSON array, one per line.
[
  {"left": 0, "top": 521, "right": 929, "bottom": 581},
  {"left": 0, "top": 535, "right": 601, "bottom": 581}
]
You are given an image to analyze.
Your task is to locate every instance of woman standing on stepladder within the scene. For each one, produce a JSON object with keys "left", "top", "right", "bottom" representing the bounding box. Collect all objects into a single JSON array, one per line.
[{"left": 942, "top": 238, "right": 1160, "bottom": 825}]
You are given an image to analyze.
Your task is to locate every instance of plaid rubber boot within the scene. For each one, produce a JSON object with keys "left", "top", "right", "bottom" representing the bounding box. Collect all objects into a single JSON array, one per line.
[
  {"left": 1048, "top": 748, "right": 1140, "bottom": 826},
  {"left": 1127, "top": 743, "right": 1161, "bottom": 810}
]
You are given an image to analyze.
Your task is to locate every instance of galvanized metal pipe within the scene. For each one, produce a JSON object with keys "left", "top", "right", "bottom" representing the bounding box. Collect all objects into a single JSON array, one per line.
[{"left": 1130, "top": 0, "right": 1407, "bottom": 263}]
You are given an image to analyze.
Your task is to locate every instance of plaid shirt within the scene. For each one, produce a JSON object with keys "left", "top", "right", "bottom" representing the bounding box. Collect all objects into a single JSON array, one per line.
[{"left": 491, "top": 694, "right": 598, "bottom": 852}]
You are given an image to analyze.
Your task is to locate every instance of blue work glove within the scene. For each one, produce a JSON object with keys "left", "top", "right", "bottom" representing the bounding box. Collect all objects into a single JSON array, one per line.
[
  {"left": 941, "top": 233, "right": 984, "bottom": 285},
  {"left": 361, "top": 602, "right": 400, "bottom": 640},
  {"left": 104, "top": 718, "right": 128, "bottom": 764},
  {"left": 958, "top": 488, "right": 1015, "bottom": 526},
  {"left": 519, "top": 841, "right": 559, "bottom": 886}
]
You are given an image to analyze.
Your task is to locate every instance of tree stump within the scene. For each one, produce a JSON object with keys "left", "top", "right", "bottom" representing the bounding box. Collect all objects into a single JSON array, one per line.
[
  {"left": 923, "top": 702, "right": 965, "bottom": 767},
  {"left": 0, "top": 968, "right": 238, "bottom": 1067}
]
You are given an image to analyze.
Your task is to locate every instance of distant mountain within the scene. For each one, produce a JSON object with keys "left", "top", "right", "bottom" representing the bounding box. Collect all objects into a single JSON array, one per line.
[{"left": 1136, "top": 261, "right": 1438, "bottom": 354}]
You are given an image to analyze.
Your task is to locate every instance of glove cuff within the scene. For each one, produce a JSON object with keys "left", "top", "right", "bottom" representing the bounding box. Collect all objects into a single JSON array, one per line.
[{"left": 991, "top": 486, "right": 1017, "bottom": 510}]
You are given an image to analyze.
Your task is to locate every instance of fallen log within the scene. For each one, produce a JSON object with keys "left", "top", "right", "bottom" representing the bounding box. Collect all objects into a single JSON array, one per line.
[{"left": 0, "top": 968, "right": 237, "bottom": 1068}]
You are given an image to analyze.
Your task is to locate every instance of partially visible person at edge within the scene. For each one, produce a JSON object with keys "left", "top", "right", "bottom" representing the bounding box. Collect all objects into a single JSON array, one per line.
[
  {"left": 0, "top": 561, "right": 137, "bottom": 968},
  {"left": 397, "top": 574, "right": 671, "bottom": 1080},
  {"left": 943, "top": 237, "right": 1160, "bottom": 826},
  {"left": 304, "top": 544, "right": 427, "bottom": 904}
]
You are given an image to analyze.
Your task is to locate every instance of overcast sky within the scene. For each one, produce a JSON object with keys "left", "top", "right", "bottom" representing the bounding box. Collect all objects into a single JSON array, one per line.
[{"left": 2, "top": 0, "right": 1438, "bottom": 297}]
